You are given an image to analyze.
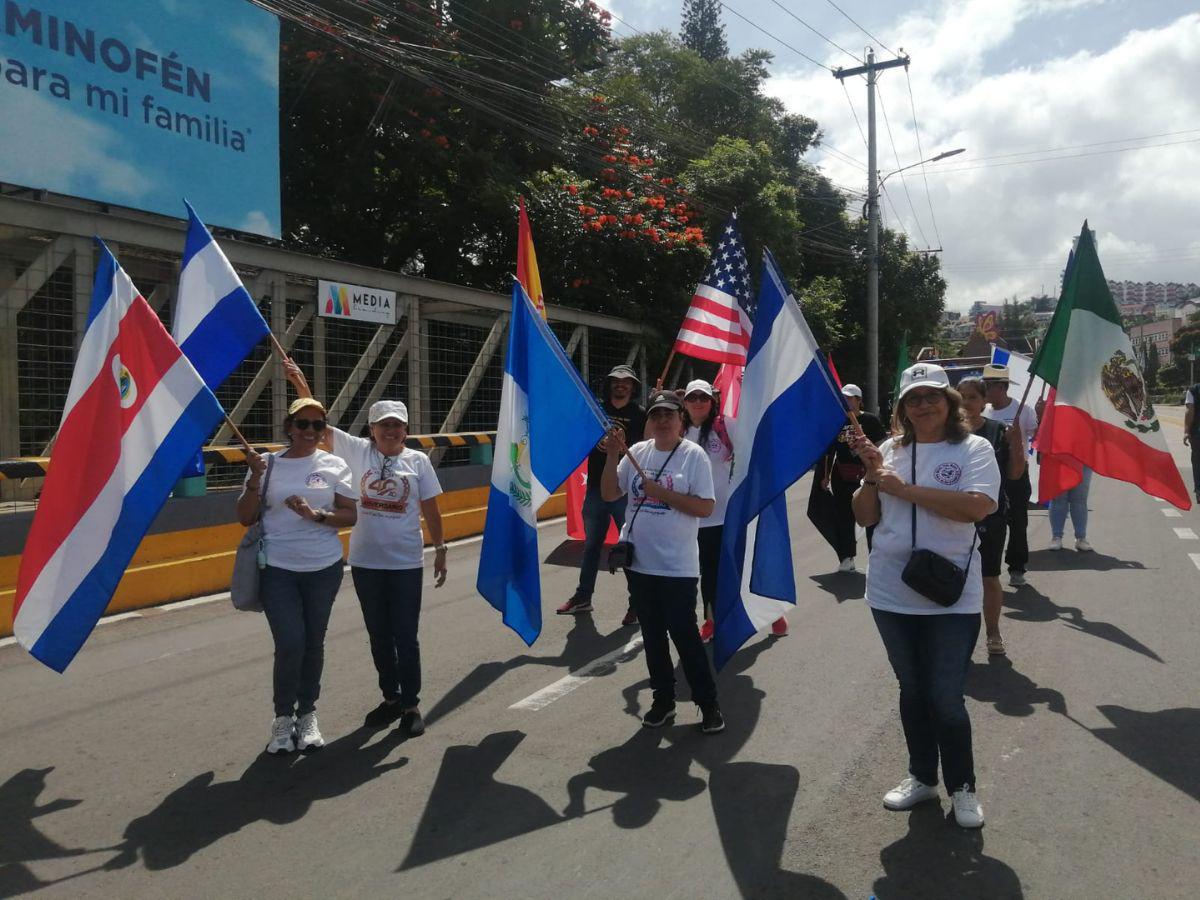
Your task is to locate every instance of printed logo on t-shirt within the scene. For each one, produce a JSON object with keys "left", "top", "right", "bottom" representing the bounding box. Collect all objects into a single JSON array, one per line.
[
  {"left": 934, "top": 462, "right": 963, "bottom": 485},
  {"left": 361, "top": 468, "right": 412, "bottom": 513},
  {"left": 305, "top": 472, "right": 330, "bottom": 489},
  {"left": 706, "top": 434, "right": 724, "bottom": 455},
  {"left": 631, "top": 472, "right": 674, "bottom": 512}
]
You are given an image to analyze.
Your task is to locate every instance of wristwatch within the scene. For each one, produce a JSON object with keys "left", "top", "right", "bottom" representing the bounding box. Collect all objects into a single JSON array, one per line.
[
  {"left": 313, "top": 509, "right": 328, "bottom": 523},
  {"left": 434, "top": 544, "right": 448, "bottom": 553}
]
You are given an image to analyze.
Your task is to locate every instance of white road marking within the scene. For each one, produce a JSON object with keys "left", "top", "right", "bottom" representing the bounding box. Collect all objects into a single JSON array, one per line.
[
  {"left": 510, "top": 635, "right": 645, "bottom": 711},
  {"left": 1162, "top": 509, "right": 1183, "bottom": 518},
  {"left": 1173, "top": 528, "right": 1198, "bottom": 540},
  {"left": 1190, "top": 554, "right": 1200, "bottom": 572}
]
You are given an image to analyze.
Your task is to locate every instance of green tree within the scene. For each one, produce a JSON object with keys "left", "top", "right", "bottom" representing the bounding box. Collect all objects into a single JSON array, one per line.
[
  {"left": 680, "top": 0, "right": 727, "bottom": 62},
  {"left": 1142, "top": 343, "right": 1160, "bottom": 390}
]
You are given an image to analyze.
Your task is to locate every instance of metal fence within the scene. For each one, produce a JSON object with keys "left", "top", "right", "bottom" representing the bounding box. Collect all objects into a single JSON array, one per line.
[{"left": 0, "top": 193, "right": 650, "bottom": 506}]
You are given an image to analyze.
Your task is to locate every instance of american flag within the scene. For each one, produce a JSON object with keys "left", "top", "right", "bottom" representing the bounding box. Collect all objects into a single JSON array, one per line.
[{"left": 673, "top": 212, "right": 755, "bottom": 365}]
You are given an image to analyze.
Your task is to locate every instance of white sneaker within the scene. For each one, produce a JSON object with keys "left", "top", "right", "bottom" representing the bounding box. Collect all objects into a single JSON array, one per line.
[
  {"left": 1048, "top": 537, "right": 1063, "bottom": 551},
  {"left": 1009, "top": 571, "right": 1026, "bottom": 587},
  {"left": 266, "top": 715, "right": 295, "bottom": 754},
  {"left": 838, "top": 557, "right": 857, "bottom": 573},
  {"left": 295, "top": 712, "right": 325, "bottom": 752},
  {"left": 951, "top": 784, "right": 984, "bottom": 828},
  {"left": 1075, "top": 538, "right": 1093, "bottom": 553},
  {"left": 882, "top": 775, "right": 939, "bottom": 810}
]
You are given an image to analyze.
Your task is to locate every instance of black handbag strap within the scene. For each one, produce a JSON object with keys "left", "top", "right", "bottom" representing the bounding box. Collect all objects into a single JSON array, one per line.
[
  {"left": 626, "top": 439, "right": 683, "bottom": 539},
  {"left": 909, "top": 442, "right": 977, "bottom": 571}
]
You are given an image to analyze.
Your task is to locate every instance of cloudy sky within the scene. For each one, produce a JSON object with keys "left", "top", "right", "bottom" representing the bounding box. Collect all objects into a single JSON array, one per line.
[{"left": 602, "top": 0, "right": 1199, "bottom": 309}]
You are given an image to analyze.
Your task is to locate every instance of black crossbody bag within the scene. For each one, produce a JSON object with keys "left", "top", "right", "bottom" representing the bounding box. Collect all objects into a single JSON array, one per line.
[
  {"left": 608, "top": 441, "right": 683, "bottom": 574},
  {"left": 899, "top": 443, "right": 978, "bottom": 607}
]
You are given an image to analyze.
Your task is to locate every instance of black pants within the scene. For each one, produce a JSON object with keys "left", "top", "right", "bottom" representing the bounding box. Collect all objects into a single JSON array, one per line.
[
  {"left": 351, "top": 566, "right": 423, "bottom": 708},
  {"left": 829, "top": 476, "right": 877, "bottom": 559},
  {"left": 1191, "top": 441, "right": 1200, "bottom": 494},
  {"left": 627, "top": 570, "right": 717, "bottom": 705},
  {"left": 1004, "top": 473, "right": 1032, "bottom": 574},
  {"left": 697, "top": 524, "right": 723, "bottom": 618}
]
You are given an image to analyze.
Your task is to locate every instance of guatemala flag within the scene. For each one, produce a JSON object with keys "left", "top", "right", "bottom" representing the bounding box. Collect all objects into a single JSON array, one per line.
[
  {"left": 713, "top": 251, "right": 848, "bottom": 669},
  {"left": 174, "top": 201, "right": 271, "bottom": 475},
  {"left": 14, "top": 242, "right": 225, "bottom": 672},
  {"left": 477, "top": 282, "right": 608, "bottom": 645}
]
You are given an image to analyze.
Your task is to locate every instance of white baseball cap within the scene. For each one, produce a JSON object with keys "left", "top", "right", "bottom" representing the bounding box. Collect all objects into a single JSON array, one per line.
[
  {"left": 368, "top": 400, "right": 409, "bottom": 424},
  {"left": 896, "top": 363, "right": 950, "bottom": 399},
  {"left": 840, "top": 383, "right": 863, "bottom": 399},
  {"left": 683, "top": 379, "right": 715, "bottom": 398}
]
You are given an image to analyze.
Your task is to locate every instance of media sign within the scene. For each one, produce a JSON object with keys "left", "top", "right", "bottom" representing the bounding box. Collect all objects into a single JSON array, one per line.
[
  {"left": 0, "top": 0, "right": 281, "bottom": 236},
  {"left": 318, "top": 280, "right": 398, "bottom": 325}
]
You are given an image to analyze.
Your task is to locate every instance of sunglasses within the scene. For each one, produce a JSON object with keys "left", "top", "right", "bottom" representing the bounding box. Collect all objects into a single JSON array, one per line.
[
  {"left": 684, "top": 394, "right": 711, "bottom": 403},
  {"left": 903, "top": 391, "right": 945, "bottom": 408},
  {"left": 293, "top": 419, "right": 327, "bottom": 431}
]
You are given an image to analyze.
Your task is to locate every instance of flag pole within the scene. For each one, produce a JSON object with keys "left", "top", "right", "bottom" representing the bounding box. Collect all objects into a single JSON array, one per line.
[
  {"left": 223, "top": 414, "right": 255, "bottom": 455},
  {"left": 268, "top": 333, "right": 288, "bottom": 360},
  {"left": 656, "top": 350, "right": 676, "bottom": 390}
]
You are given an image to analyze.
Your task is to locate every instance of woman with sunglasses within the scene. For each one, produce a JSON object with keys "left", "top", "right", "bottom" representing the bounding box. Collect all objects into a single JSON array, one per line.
[
  {"left": 238, "top": 397, "right": 357, "bottom": 754},
  {"left": 283, "top": 360, "right": 446, "bottom": 738},
  {"left": 680, "top": 380, "right": 789, "bottom": 641},
  {"left": 850, "top": 364, "right": 1000, "bottom": 828}
]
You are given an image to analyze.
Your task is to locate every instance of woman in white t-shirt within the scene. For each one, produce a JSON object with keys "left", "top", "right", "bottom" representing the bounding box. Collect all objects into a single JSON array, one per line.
[
  {"left": 284, "top": 361, "right": 446, "bottom": 738},
  {"left": 238, "top": 397, "right": 357, "bottom": 755},
  {"left": 601, "top": 389, "right": 723, "bottom": 734},
  {"left": 850, "top": 364, "right": 1000, "bottom": 829}
]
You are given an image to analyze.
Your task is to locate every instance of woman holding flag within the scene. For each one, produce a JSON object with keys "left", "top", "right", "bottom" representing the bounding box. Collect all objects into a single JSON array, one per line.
[
  {"left": 602, "top": 389, "right": 724, "bottom": 733},
  {"left": 283, "top": 360, "right": 447, "bottom": 738},
  {"left": 238, "top": 397, "right": 358, "bottom": 754},
  {"left": 850, "top": 363, "right": 1000, "bottom": 828}
]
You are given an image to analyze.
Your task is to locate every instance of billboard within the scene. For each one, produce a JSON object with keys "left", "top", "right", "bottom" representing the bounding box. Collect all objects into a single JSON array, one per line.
[
  {"left": 318, "top": 280, "right": 398, "bottom": 325},
  {"left": 0, "top": 0, "right": 281, "bottom": 236}
]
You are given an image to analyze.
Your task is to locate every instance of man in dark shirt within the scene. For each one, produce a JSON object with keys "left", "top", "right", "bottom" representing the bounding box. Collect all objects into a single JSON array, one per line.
[
  {"left": 819, "top": 384, "right": 886, "bottom": 573},
  {"left": 558, "top": 365, "right": 646, "bottom": 624}
]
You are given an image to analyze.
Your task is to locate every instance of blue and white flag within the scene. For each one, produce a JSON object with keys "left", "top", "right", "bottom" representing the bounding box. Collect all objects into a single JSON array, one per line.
[
  {"left": 713, "top": 251, "right": 848, "bottom": 669},
  {"left": 477, "top": 282, "right": 609, "bottom": 645},
  {"left": 174, "top": 200, "right": 271, "bottom": 475}
]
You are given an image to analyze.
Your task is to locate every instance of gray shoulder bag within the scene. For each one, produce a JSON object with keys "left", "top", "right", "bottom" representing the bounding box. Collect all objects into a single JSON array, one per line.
[{"left": 231, "top": 453, "right": 275, "bottom": 612}]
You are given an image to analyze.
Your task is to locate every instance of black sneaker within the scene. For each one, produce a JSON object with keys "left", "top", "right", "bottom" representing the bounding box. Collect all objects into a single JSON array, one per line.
[
  {"left": 641, "top": 700, "right": 676, "bottom": 728},
  {"left": 556, "top": 595, "right": 593, "bottom": 615},
  {"left": 621, "top": 607, "right": 639, "bottom": 627},
  {"left": 399, "top": 709, "right": 425, "bottom": 737},
  {"left": 364, "top": 701, "right": 403, "bottom": 728},
  {"left": 698, "top": 702, "right": 725, "bottom": 734}
]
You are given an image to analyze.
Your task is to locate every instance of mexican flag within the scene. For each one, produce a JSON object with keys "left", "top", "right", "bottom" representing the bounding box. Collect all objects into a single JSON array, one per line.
[{"left": 1029, "top": 223, "right": 1190, "bottom": 509}]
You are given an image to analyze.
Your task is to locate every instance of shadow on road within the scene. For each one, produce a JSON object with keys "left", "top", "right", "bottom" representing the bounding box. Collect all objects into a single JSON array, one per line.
[
  {"left": 1025, "top": 548, "right": 1146, "bottom": 572},
  {"left": 1090, "top": 705, "right": 1200, "bottom": 803},
  {"left": 543, "top": 538, "right": 610, "bottom": 570},
  {"left": 873, "top": 803, "right": 1024, "bottom": 899},
  {"left": 423, "top": 615, "right": 637, "bottom": 726},
  {"left": 808, "top": 571, "right": 866, "bottom": 604},
  {"left": 966, "top": 656, "right": 1068, "bottom": 718},
  {"left": 1002, "top": 583, "right": 1163, "bottom": 663},
  {"left": 0, "top": 767, "right": 111, "bottom": 897},
  {"left": 104, "top": 727, "right": 408, "bottom": 871}
]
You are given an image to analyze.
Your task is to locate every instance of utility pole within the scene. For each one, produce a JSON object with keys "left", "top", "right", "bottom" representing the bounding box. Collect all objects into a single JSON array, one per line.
[{"left": 834, "top": 49, "right": 910, "bottom": 414}]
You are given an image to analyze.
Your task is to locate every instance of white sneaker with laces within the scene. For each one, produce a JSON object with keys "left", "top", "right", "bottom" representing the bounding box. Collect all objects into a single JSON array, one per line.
[
  {"left": 266, "top": 715, "right": 295, "bottom": 754},
  {"left": 951, "top": 783, "right": 984, "bottom": 828},
  {"left": 882, "top": 775, "right": 939, "bottom": 810},
  {"left": 837, "top": 557, "right": 857, "bottom": 573},
  {"left": 1075, "top": 538, "right": 1093, "bottom": 552},
  {"left": 1049, "top": 536, "right": 1063, "bottom": 551},
  {"left": 295, "top": 712, "right": 325, "bottom": 752}
]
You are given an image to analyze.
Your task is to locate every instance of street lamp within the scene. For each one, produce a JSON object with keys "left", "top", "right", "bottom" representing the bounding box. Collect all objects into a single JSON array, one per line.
[{"left": 864, "top": 147, "right": 965, "bottom": 413}]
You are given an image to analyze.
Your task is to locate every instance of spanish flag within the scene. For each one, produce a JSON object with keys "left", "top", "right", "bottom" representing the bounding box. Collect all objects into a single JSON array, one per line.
[{"left": 517, "top": 196, "right": 546, "bottom": 320}]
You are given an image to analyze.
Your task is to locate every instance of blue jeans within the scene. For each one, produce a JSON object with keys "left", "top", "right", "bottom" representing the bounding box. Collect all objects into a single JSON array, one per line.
[
  {"left": 872, "top": 609, "right": 981, "bottom": 792},
  {"left": 260, "top": 561, "right": 343, "bottom": 717},
  {"left": 1049, "top": 467, "right": 1092, "bottom": 539},
  {"left": 351, "top": 566, "right": 423, "bottom": 708},
  {"left": 627, "top": 571, "right": 717, "bottom": 705},
  {"left": 576, "top": 490, "right": 628, "bottom": 600}
]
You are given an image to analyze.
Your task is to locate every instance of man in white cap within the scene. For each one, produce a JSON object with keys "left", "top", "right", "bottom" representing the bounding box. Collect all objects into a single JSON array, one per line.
[
  {"left": 558, "top": 364, "right": 646, "bottom": 625},
  {"left": 982, "top": 364, "right": 1037, "bottom": 587},
  {"left": 815, "top": 384, "right": 887, "bottom": 572}
]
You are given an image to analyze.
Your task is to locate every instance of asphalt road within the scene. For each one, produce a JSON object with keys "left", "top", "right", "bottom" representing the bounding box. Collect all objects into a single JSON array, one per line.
[{"left": 3, "top": 409, "right": 1199, "bottom": 899}]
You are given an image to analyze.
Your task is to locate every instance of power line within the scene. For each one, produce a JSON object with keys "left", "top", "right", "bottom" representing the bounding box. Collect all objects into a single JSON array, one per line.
[
  {"left": 820, "top": 0, "right": 896, "bottom": 56},
  {"left": 902, "top": 68, "right": 943, "bottom": 250},
  {"left": 921, "top": 136, "right": 1200, "bottom": 174},
  {"left": 767, "top": 0, "right": 863, "bottom": 64},
  {"left": 718, "top": 1, "right": 834, "bottom": 72},
  {"left": 877, "top": 84, "right": 930, "bottom": 248},
  {"left": 962, "top": 127, "right": 1200, "bottom": 164}
]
